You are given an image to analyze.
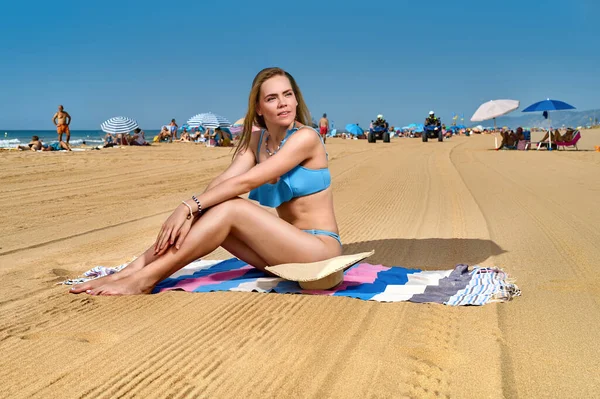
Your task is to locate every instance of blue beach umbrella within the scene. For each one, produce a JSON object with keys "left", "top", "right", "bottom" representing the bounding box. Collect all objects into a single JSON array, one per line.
[
  {"left": 100, "top": 116, "right": 139, "bottom": 134},
  {"left": 345, "top": 124, "right": 364, "bottom": 136},
  {"left": 522, "top": 99, "right": 575, "bottom": 113},
  {"left": 522, "top": 99, "right": 575, "bottom": 150}
]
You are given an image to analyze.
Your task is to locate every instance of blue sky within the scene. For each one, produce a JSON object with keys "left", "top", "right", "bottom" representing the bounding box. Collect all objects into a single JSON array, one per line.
[{"left": 1, "top": 0, "right": 598, "bottom": 130}]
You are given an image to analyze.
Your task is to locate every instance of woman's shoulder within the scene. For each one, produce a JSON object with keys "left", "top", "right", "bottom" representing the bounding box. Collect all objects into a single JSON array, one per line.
[{"left": 293, "top": 124, "right": 321, "bottom": 139}]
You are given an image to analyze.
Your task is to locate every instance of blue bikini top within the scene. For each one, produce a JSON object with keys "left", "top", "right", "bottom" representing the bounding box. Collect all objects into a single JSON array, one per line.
[{"left": 248, "top": 124, "right": 331, "bottom": 208}]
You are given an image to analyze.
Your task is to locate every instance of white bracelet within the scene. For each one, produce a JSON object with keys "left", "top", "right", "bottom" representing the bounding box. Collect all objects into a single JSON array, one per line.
[{"left": 181, "top": 201, "right": 193, "bottom": 220}]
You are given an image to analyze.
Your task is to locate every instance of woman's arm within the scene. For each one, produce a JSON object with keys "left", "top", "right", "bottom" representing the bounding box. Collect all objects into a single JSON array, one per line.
[
  {"left": 192, "top": 128, "right": 319, "bottom": 211},
  {"left": 204, "top": 146, "right": 256, "bottom": 191},
  {"left": 154, "top": 128, "right": 318, "bottom": 253},
  {"left": 153, "top": 132, "right": 259, "bottom": 253}
]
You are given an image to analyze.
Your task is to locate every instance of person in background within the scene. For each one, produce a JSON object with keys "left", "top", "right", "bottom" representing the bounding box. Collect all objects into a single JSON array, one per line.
[
  {"left": 178, "top": 131, "right": 192, "bottom": 142},
  {"left": 103, "top": 133, "right": 116, "bottom": 147},
  {"left": 155, "top": 127, "right": 171, "bottom": 142},
  {"left": 18, "top": 135, "right": 43, "bottom": 151},
  {"left": 425, "top": 111, "right": 440, "bottom": 126},
  {"left": 116, "top": 133, "right": 129, "bottom": 145},
  {"left": 42, "top": 141, "right": 72, "bottom": 151},
  {"left": 319, "top": 113, "right": 329, "bottom": 144},
  {"left": 131, "top": 128, "right": 149, "bottom": 146},
  {"left": 496, "top": 130, "right": 518, "bottom": 150},
  {"left": 538, "top": 127, "right": 575, "bottom": 143},
  {"left": 52, "top": 105, "right": 72, "bottom": 143},
  {"left": 169, "top": 119, "right": 178, "bottom": 142}
]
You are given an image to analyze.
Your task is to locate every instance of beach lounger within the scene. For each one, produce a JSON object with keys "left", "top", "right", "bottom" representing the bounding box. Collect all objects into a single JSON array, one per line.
[
  {"left": 555, "top": 130, "right": 581, "bottom": 151},
  {"left": 536, "top": 130, "right": 580, "bottom": 151}
]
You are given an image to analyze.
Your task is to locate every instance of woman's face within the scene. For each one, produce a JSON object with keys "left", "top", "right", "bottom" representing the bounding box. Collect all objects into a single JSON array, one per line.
[{"left": 257, "top": 75, "right": 297, "bottom": 128}]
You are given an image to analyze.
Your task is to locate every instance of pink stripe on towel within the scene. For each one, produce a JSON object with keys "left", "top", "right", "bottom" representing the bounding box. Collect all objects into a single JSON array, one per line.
[
  {"left": 344, "top": 263, "right": 390, "bottom": 283},
  {"left": 301, "top": 263, "right": 390, "bottom": 295},
  {"left": 163, "top": 265, "right": 255, "bottom": 291}
]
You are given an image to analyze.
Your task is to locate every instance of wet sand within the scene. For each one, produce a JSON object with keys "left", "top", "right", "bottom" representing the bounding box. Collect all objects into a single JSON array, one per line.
[{"left": 1, "top": 131, "right": 599, "bottom": 398}]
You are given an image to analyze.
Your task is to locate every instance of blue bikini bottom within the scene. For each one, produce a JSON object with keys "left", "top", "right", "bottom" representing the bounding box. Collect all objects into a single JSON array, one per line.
[{"left": 303, "top": 229, "right": 342, "bottom": 246}]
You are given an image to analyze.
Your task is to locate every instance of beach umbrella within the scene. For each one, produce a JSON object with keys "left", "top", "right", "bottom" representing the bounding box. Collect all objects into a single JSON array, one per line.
[
  {"left": 100, "top": 116, "right": 139, "bottom": 134},
  {"left": 522, "top": 99, "right": 575, "bottom": 113},
  {"left": 187, "top": 112, "right": 231, "bottom": 129},
  {"left": 471, "top": 99, "right": 520, "bottom": 131},
  {"left": 345, "top": 123, "right": 364, "bottom": 136},
  {"left": 234, "top": 117, "right": 245, "bottom": 126},
  {"left": 522, "top": 99, "right": 575, "bottom": 150},
  {"left": 230, "top": 125, "right": 243, "bottom": 135}
]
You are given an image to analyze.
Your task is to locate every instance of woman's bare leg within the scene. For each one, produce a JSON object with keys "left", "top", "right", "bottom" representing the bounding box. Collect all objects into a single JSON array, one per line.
[
  {"left": 70, "top": 245, "right": 163, "bottom": 293},
  {"left": 71, "top": 223, "right": 273, "bottom": 294},
  {"left": 88, "top": 198, "right": 341, "bottom": 295}
]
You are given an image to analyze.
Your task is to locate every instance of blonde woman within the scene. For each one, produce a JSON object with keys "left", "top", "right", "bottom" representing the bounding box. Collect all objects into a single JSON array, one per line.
[{"left": 71, "top": 67, "right": 341, "bottom": 295}]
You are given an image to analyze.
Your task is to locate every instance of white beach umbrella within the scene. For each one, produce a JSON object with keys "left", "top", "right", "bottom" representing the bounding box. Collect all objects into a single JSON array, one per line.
[
  {"left": 100, "top": 116, "right": 139, "bottom": 134},
  {"left": 471, "top": 99, "right": 520, "bottom": 126},
  {"left": 187, "top": 112, "right": 231, "bottom": 129},
  {"left": 471, "top": 99, "right": 519, "bottom": 147}
]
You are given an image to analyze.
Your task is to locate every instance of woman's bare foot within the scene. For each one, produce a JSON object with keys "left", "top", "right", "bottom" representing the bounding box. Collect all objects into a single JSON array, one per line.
[
  {"left": 88, "top": 274, "right": 154, "bottom": 296},
  {"left": 70, "top": 264, "right": 142, "bottom": 294}
]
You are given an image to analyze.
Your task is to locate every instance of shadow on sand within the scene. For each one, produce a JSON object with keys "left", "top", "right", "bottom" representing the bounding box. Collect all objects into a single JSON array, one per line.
[{"left": 342, "top": 238, "right": 506, "bottom": 270}]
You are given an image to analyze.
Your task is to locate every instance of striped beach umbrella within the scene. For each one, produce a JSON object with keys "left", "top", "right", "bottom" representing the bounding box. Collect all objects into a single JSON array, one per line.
[
  {"left": 187, "top": 112, "right": 231, "bottom": 129},
  {"left": 100, "top": 116, "right": 139, "bottom": 134}
]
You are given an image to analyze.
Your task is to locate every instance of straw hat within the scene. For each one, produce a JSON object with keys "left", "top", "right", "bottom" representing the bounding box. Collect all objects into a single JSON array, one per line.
[{"left": 265, "top": 251, "right": 375, "bottom": 290}]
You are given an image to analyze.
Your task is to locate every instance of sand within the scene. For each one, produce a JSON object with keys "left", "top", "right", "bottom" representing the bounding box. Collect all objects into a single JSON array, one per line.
[{"left": 1, "top": 131, "right": 599, "bottom": 398}]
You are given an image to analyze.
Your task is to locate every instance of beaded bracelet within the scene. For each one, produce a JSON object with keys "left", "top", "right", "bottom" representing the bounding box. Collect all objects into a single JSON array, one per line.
[
  {"left": 191, "top": 195, "right": 202, "bottom": 214},
  {"left": 181, "top": 201, "right": 193, "bottom": 220}
]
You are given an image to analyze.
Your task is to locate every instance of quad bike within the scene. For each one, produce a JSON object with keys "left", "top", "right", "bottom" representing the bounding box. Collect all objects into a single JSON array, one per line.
[
  {"left": 422, "top": 124, "right": 443, "bottom": 142},
  {"left": 368, "top": 124, "right": 391, "bottom": 143}
]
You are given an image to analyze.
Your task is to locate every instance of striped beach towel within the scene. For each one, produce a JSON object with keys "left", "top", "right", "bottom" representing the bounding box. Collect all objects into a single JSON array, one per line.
[{"left": 63, "top": 259, "right": 520, "bottom": 306}]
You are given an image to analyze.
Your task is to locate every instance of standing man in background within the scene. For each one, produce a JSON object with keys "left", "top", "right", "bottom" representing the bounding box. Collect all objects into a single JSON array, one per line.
[
  {"left": 52, "top": 105, "right": 72, "bottom": 144},
  {"left": 319, "top": 113, "right": 329, "bottom": 144}
]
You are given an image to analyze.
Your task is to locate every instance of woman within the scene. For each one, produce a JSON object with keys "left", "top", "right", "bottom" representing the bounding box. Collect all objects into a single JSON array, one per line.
[
  {"left": 178, "top": 131, "right": 191, "bottom": 142},
  {"left": 131, "top": 128, "right": 149, "bottom": 146},
  {"left": 168, "top": 119, "right": 178, "bottom": 142},
  {"left": 71, "top": 67, "right": 341, "bottom": 296}
]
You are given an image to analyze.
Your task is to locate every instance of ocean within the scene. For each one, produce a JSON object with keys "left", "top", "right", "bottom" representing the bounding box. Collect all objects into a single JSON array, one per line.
[{"left": 0, "top": 130, "right": 161, "bottom": 149}]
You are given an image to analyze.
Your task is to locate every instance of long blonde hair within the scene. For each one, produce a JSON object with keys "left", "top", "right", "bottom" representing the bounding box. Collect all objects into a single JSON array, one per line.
[{"left": 234, "top": 67, "right": 311, "bottom": 158}]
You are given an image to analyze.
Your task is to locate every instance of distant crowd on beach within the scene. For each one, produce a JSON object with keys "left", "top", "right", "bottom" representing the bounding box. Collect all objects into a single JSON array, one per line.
[
  {"left": 102, "top": 118, "right": 235, "bottom": 148},
  {"left": 12, "top": 103, "right": 586, "bottom": 153}
]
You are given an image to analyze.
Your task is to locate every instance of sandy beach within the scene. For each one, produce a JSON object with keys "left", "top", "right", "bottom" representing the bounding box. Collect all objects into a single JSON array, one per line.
[{"left": 1, "top": 132, "right": 599, "bottom": 398}]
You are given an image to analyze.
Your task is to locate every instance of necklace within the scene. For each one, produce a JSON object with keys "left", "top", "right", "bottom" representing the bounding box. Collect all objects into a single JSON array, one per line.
[
  {"left": 264, "top": 123, "right": 297, "bottom": 156},
  {"left": 264, "top": 134, "right": 282, "bottom": 157}
]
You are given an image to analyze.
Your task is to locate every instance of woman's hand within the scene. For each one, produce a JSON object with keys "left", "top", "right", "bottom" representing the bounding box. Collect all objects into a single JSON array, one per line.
[{"left": 154, "top": 204, "right": 194, "bottom": 255}]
